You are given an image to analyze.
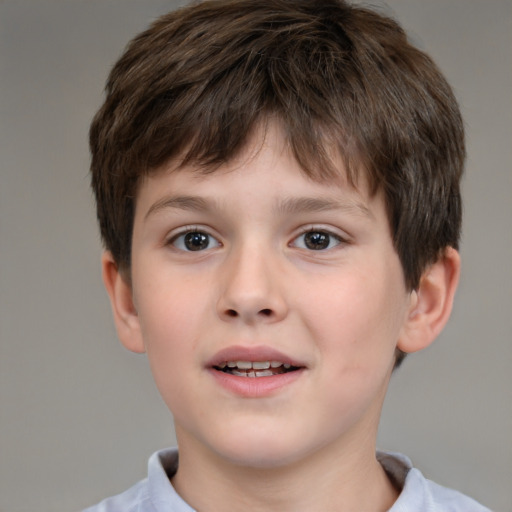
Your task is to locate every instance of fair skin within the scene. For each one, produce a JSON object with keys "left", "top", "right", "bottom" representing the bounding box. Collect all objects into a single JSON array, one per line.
[{"left": 103, "top": 123, "right": 460, "bottom": 512}]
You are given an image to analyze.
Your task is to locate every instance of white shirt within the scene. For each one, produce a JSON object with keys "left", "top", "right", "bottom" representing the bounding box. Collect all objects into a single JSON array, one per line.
[{"left": 83, "top": 448, "right": 491, "bottom": 512}]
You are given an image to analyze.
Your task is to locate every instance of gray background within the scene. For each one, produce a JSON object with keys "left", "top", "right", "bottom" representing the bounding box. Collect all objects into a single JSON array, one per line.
[{"left": 1, "top": 1, "right": 510, "bottom": 511}]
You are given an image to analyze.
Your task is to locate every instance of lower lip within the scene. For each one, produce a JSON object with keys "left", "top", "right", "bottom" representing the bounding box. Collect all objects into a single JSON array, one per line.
[{"left": 208, "top": 368, "right": 305, "bottom": 398}]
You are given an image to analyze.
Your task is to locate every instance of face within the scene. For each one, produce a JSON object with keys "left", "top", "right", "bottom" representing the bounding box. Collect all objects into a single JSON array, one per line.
[{"left": 125, "top": 125, "right": 415, "bottom": 469}]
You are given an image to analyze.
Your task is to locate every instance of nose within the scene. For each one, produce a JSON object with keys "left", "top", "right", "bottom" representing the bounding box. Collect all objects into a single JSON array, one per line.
[{"left": 216, "top": 244, "right": 288, "bottom": 325}]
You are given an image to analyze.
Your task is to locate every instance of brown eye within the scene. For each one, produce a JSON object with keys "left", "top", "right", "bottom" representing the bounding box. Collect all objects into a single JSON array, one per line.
[
  {"left": 184, "top": 232, "right": 210, "bottom": 251},
  {"left": 292, "top": 229, "right": 343, "bottom": 251},
  {"left": 170, "top": 230, "right": 221, "bottom": 251},
  {"left": 304, "top": 231, "right": 330, "bottom": 250}
]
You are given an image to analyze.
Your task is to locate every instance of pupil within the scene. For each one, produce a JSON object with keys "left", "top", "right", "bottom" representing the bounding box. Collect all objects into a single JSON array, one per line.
[
  {"left": 184, "top": 232, "right": 209, "bottom": 251},
  {"left": 305, "top": 232, "right": 329, "bottom": 250}
]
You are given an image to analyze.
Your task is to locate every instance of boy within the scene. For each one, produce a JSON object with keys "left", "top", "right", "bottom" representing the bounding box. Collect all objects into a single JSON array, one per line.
[{"left": 85, "top": 0, "right": 490, "bottom": 510}]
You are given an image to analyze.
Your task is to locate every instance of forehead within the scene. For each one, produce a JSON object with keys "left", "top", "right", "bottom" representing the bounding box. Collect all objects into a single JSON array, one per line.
[
  {"left": 143, "top": 119, "right": 369, "bottom": 197},
  {"left": 135, "top": 122, "right": 380, "bottom": 225}
]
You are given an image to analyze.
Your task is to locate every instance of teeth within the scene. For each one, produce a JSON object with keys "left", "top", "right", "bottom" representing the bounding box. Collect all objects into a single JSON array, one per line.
[
  {"left": 255, "top": 370, "right": 274, "bottom": 377},
  {"left": 230, "top": 369, "right": 281, "bottom": 378},
  {"left": 222, "top": 360, "right": 288, "bottom": 370},
  {"left": 216, "top": 360, "right": 297, "bottom": 376},
  {"left": 252, "top": 361, "right": 270, "bottom": 370}
]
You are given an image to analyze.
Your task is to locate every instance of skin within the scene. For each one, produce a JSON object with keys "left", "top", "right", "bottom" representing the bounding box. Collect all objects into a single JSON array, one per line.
[{"left": 103, "top": 123, "right": 460, "bottom": 512}]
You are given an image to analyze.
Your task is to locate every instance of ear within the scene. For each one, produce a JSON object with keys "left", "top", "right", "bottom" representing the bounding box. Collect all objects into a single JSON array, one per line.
[
  {"left": 101, "top": 252, "right": 146, "bottom": 354},
  {"left": 397, "top": 247, "right": 460, "bottom": 354}
]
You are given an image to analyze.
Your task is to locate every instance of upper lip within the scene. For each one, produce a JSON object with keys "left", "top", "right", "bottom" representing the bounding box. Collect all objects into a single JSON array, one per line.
[{"left": 207, "top": 345, "right": 305, "bottom": 368}]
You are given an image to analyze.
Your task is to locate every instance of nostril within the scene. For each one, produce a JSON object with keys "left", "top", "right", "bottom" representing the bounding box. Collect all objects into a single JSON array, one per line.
[
  {"left": 226, "top": 309, "right": 238, "bottom": 317},
  {"left": 259, "top": 308, "right": 272, "bottom": 316}
]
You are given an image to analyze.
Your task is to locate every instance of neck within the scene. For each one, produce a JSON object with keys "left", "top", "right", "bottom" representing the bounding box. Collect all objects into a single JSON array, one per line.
[{"left": 172, "top": 425, "right": 398, "bottom": 512}]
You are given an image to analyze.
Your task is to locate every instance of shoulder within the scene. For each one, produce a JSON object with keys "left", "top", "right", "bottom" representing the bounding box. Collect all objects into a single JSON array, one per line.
[
  {"left": 82, "top": 478, "right": 149, "bottom": 512},
  {"left": 378, "top": 451, "right": 492, "bottom": 512},
  {"left": 82, "top": 448, "right": 194, "bottom": 512},
  {"left": 424, "top": 477, "right": 493, "bottom": 512}
]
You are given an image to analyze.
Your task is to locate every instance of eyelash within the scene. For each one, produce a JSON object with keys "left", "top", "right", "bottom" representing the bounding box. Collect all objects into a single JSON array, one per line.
[
  {"left": 291, "top": 227, "right": 346, "bottom": 251},
  {"left": 166, "top": 225, "right": 347, "bottom": 254},
  {"left": 166, "top": 226, "right": 221, "bottom": 252}
]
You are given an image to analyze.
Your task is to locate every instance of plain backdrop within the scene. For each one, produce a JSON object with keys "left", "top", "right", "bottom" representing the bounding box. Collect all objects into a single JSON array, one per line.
[{"left": 1, "top": 1, "right": 511, "bottom": 511}]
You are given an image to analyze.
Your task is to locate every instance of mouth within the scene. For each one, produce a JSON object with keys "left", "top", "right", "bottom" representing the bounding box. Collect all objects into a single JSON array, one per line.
[
  {"left": 208, "top": 347, "right": 305, "bottom": 396},
  {"left": 213, "top": 360, "right": 301, "bottom": 378}
]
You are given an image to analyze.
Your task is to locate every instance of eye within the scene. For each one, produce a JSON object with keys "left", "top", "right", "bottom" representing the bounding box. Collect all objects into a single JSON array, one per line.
[
  {"left": 169, "top": 230, "right": 221, "bottom": 252},
  {"left": 292, "top": 229, "right": 343, "bottom": 251}
]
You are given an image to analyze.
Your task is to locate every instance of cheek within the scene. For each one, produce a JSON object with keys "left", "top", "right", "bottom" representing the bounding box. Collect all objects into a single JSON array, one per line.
[
  {"left": 300, "top": 268, "right": 404, "bottom": 366},
  {"left": 134, "top": 277, "right": 206, "bottom": 392},
  {"left": 135, "top": 264, "right": 208, "bottom": 341}
]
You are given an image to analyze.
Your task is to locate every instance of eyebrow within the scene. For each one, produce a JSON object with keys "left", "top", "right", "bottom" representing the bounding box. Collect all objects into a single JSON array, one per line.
[
  {"left": 144, "top": 195, "right": 213, "bottom": 220},
  {"left": 275, "top": 196, "right": 373, "bottom": 219},
  {"left": 144, "top": 194, "right": 373, "bottom": 220}
]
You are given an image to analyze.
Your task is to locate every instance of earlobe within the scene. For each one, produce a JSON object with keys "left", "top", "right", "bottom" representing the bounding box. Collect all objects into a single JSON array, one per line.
[
  {"left": 101, "top": 252, "right": 146, "bottom": 354},
  {"left": 397, "top": 247, "right": 460, "bottom": 354}
]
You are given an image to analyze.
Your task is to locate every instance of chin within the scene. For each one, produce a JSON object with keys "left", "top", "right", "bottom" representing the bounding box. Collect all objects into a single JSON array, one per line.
[
  {"left": 206, "top": 425, "right": 317, "bottom": 470},
  {"left": 217, "top": 445, "right": 304, "bottom": 469}
]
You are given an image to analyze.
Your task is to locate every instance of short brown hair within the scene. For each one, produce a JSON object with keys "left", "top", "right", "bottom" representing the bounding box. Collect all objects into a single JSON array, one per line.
[{"left": 90, "top": 0, "right": 464, "bottom": 290}]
